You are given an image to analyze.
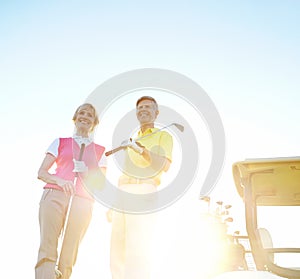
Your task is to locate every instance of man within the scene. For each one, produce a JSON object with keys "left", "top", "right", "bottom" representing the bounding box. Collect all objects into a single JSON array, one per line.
[{"left": 109, "top": 96, "right": 173, "bottom": 279}]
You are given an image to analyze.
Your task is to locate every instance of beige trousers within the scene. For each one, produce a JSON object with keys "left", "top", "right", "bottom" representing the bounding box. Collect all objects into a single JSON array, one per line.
[
  {"left": 110, "top": 183, "right": 157, "bottom": 279},
  {"left": 35, "top": 189, "right": 93, "bottom": 279}
]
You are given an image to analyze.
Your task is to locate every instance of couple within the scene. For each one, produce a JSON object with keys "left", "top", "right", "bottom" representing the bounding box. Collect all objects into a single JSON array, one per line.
[{"left": 35, "top": 96, "right": 173, "bottom": 279}]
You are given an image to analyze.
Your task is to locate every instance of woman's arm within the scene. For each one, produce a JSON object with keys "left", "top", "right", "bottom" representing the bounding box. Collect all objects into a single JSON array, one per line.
[{"left": 38, "top": 153, "right": 75, "bottom": 195}]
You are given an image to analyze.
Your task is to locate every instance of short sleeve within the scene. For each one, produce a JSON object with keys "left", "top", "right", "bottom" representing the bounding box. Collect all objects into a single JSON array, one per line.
[
  {"left": 99, "top": 154, "right": 107, "bottom": 168},
  {"left": 46, "top": 138, "right": 59, "bottom": 157},
  {"left": 159, "top": 132, "right": 173, "bottom": 162}
]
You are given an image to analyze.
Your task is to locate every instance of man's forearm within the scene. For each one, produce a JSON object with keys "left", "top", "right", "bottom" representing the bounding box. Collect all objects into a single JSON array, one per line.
[{"left": 141, "top": 148, "right": 170, "bottom": 172}]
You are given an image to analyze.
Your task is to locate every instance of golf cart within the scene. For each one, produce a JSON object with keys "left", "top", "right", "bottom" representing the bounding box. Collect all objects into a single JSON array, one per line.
[{"left": 231, "top": 157, "right": 300, "bottom": 279}]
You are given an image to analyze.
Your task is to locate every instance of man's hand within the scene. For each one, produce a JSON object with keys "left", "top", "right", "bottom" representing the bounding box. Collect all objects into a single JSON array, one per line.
[
  {"left": 129, "top": 139, "right": 144, "bottom": 154},
  {"left": 120, "top": 138, "right": 144, "bottom": 154},
  {"left": 120, "top": 139, "right": 131, "bottom": 148}
]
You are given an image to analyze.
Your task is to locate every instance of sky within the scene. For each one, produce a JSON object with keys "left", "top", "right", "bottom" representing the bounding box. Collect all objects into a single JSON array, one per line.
[{"left": 1, "top": 1, "right": 300, "bottom": 278}]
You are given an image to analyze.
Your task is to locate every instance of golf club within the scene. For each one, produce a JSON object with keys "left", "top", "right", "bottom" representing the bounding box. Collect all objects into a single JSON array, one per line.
[
  {"left": 55, "top": 143, "right": 85, "bottom": 278},
  {"left": 105, "top": 122, "right": 184, "bottom": 156}
]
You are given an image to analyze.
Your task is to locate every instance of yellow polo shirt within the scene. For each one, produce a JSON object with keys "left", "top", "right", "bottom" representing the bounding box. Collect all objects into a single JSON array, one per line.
[{"left": 119, "top": 128, "right": 173, "bottom": 186}]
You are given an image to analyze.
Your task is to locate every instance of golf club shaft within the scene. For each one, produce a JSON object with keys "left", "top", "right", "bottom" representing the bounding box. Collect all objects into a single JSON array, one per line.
[
  {"left": 105, "top": 123, "right": 183, "bottom": 156},
  {"left": 55, "top": 143, "right": 85, "bottom": 278},
  {"left": 105, "top": 146, "right": 125, "bottom": 156},
  {"left": 63, "top": 143, "right": 85, "bottom": 235}
]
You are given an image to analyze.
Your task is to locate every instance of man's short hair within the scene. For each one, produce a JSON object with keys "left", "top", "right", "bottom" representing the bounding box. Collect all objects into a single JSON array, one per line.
[{"left": 136, "top": 96, "right": 158, "bottom": 108}]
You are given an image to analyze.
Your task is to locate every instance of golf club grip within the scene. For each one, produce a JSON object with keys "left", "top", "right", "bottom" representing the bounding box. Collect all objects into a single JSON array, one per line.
[
  {"left": 79, "top": 143, "right": 85, "bottom": 160},
  {"left": 75, "top": 143, "right": 85, "bottom": 178},
  {"left": 105, "top": 146, "right": 124, "bottom": 156}
]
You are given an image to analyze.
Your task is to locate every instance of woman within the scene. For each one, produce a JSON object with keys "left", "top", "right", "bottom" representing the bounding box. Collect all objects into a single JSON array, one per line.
[{"left": 35, "top": 103, "right": 106, "bottom": 279}]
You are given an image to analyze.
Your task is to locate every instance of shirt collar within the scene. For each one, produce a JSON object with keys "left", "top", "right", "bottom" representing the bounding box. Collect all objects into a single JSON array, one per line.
[
  {"left": 138, "top": 127, "right": 158, "bottom": 137},
  {"left": 73, "top": 135, "right": 92, "bottom": 146}
]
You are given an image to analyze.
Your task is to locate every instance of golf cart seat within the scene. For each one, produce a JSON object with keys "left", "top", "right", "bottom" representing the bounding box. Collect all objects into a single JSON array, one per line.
[
  {"left": 258, "top": 228, "right": 274, "bottom": 263},
  {"left": 233, "top": 157, "right": 300, "bottom": 279}
]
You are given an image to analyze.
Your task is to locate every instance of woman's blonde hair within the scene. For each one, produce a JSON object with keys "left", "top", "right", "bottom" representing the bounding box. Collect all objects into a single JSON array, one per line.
[{"left": 72, "top": 103, "right": 99, "bottom": 132}]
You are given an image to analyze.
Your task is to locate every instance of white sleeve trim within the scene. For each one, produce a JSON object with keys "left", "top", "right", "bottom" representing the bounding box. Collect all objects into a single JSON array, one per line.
[
  {"left": 46, "top": 138, "right": 59, "bottom": 157},
  {"left": 99, "top": 154, "right": 107, "bottom": 168}
]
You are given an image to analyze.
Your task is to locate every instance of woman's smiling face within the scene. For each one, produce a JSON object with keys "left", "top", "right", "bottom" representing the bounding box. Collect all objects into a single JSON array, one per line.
[{"left": 73, "top": 104, "right": 98, "bottom": 134}]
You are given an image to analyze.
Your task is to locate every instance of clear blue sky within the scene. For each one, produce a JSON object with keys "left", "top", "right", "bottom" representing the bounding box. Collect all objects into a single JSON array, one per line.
[{"left": 1, "top": 1, "right": 299, "bottom": 278}]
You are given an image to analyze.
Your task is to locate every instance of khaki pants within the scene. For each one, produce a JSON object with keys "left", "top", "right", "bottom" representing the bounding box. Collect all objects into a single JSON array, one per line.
[
  {"left": 110, "top": 183, "right": 156, "bottom": 279},
  {"left": 35, "top": 189, "right": 93, "bottom": 279}
]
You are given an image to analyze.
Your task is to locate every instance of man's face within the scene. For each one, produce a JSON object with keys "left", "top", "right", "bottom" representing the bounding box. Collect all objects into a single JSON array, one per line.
[{"left": 136, "top": 99, "right": 159, "bottom": 125}]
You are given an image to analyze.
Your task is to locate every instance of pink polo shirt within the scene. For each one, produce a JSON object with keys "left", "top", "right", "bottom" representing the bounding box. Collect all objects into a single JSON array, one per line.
[{"left": 44, "top": 137, "right": 105, "bottom": 200}]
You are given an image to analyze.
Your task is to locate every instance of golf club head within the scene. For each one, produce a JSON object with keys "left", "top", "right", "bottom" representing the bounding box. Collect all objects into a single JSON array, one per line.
[
  {"left": 200, "top": 196, "right": 211, "bottom": 202},
  {"left": 172, "top": 123, "right": 184, "bottom": 132},
  {"left": 225, "top": 217, "right": 233, "bottom": 223},
  {"left": 55, "top": 268, "right": 62, "bottom": 278}
]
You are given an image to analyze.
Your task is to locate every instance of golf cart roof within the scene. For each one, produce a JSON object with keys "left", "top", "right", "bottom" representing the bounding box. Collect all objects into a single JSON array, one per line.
[{"left": 232, "top": 157, "right": 300, "bottom": 206}]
